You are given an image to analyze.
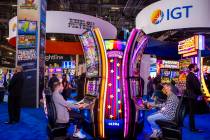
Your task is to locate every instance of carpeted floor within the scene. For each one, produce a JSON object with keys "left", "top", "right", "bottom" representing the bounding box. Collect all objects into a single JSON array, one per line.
[{"left": 0, "top": 102, "right": 210, "bottom": 140}]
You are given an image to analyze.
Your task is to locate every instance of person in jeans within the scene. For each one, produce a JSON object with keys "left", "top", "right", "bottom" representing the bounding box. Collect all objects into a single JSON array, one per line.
[
  {"left": 147, "top": 83, "right": 179, "bottom": 138},
  {"left": 52, "top": 79, "right": 86, "bottom": 139}
]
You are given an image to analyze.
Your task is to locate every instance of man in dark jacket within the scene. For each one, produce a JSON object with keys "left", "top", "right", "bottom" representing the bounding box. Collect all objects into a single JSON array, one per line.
[
  {"left": 186, "top": 64, "right": 203, "bottom": 132},
  {"left": 5, "top": 66, "right": 24, "bottom": 124}
]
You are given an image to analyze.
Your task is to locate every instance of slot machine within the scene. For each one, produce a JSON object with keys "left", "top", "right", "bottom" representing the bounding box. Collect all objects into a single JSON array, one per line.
[
  {"left": 121, "top": 29, "right": 148, "bottom": 138},
  {"left": 103, "top": 40, "right": 126, "bottom": 138},
  {"left": 78, "top": 28, "right": 108, "bottom": 137}
]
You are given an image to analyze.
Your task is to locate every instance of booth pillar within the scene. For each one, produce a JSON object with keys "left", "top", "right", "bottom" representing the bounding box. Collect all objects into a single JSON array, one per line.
[{"left": 17, "top": 0, "right": 46, "bottom": 107}]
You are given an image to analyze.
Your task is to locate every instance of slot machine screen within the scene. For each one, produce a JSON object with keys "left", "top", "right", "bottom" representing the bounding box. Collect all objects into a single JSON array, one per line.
[
  {"left": 86, "top": 80, "right": 100, "bottom": 96},
  {"left": 18, "top": 20, "right": 37, "bottom": 35},
  {"left": 161, "top": 69, "right": 171, "bottom": 83},
  {"left": 79, "top": 31, "right": 99, "bottom": 77}
]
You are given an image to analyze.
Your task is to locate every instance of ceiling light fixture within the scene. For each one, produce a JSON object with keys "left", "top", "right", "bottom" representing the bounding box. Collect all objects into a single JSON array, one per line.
[
  {"left": 50, "top": 37, "right": 56, "bottom": 41},
  {"left": 111, "top": 7, "right": 120, "bottom": 10}
]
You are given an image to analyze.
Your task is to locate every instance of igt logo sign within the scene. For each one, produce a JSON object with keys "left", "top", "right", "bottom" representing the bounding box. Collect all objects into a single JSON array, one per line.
[{"left": 151, "top": 5, "right": 193, "bottom": 24}]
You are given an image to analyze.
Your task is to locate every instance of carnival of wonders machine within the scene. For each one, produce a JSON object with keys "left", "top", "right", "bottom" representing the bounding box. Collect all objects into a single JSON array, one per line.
[{"left": 103, "top": 40, "right": 126, "bottom": 138}]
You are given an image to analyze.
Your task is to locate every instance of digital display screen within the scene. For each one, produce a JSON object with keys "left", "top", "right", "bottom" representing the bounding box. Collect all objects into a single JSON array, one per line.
[
  {"left": 18, "top": 20, "right": 37, "bottom": 35},
  {"left": 86, "top": 80, "right": 99, "bottom": 96},
  {"left": 18, "top": 35, "right": 36, "bottom": 48},
  {"left": 48, "top": 68, "right": 55, "bottom": 73},
  {"left": 55, "top": 68, "right": 62, "bottom": 73},
  {"left": 79, "top": 31, "right": 99, "bottom": 77}
]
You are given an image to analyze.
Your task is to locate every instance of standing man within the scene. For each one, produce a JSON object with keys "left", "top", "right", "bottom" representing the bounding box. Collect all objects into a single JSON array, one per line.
[
  {"left": 5, "top": 66, "right": 24, "bottom": 124},
  {"left": 186, "top": 64, "right": 203, "bottom": 132}
]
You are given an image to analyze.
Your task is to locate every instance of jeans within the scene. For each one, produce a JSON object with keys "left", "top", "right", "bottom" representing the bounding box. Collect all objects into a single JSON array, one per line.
[{"left": 147, "top": 112, "right": 167, "bottom": 131}]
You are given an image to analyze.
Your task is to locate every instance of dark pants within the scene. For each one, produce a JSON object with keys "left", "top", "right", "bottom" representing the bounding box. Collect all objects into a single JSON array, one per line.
[
  {"left": 69, "top": 110, "right": 83, "bottom": 129},
  {"left": 188, "top": 98, "right": 196, "bottom": 130},
  {"left": 8, "top": 94, "right": 21, "bottom": 122},
  {"left": 0, "top": 91, "right": 5, "bottom": 103}
]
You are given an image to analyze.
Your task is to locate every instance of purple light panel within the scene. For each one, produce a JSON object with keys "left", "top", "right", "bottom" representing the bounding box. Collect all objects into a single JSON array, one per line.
[{"left": 122, "top": 29, "right": 138, "bottom": 138}]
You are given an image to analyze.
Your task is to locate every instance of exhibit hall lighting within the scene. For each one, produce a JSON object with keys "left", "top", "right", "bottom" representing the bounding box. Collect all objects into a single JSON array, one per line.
[
  {"left": 122, "top": 29, "right": 137, "bottom": 138},
  {"left": 50, "top": 36, "right": 56, "bottom": 41},
  {"left": 94, "top": 28, "right": 108, "bottom": 138},
  {"left": 198, "top": 35, "right": 210, "bottom": 97}
]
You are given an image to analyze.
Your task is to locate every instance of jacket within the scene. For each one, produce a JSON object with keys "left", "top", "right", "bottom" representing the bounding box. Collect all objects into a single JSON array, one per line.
[
  {"left": 8, "top": 72, "right": 24, "bottom": 97},
  {"left": 186, "top": 72, "right": 202, "bottom": 99}
]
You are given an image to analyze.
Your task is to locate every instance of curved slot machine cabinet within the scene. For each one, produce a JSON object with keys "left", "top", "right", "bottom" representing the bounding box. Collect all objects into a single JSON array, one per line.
[
  {"left": 122, "top": 29, "right": 148, "bottom": 138},
  {"left": 104, "top": 40, "right": 126, "bottom": 138},
  {"left": 78, "top": 28, "right": 108, "bottom": 138}
]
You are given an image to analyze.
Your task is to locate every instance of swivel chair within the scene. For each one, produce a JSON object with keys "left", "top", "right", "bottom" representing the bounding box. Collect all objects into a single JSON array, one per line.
[{"left": 156, "top": 95, "right": 187, "bottom": 140}]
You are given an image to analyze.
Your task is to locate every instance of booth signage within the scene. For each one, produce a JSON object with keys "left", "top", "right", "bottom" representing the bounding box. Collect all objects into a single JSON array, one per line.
[
  {"left": 17, "top": 0, "right": 46, "bottom": 107},
  {"left": 178, "top": 35, "right": 198, "bottom": 57},
  {"left": 136, "top": 0, "right": 210, "bottom": 34},
  {"left": 161, "top": 60, "right": 179, "bottom": 69},
  {"left": 9, "top": 11, "right": 117, "bottom": 40},
  {"left": 107, "top": 51, "right": 123, "bottom": 58}
]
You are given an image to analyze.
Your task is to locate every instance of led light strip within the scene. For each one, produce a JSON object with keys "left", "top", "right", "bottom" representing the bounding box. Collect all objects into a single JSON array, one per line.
[
  {"left": 122, "top": 29, "right": 138, "bottom": 138},
  {"left": 94, "top": 28, "right": 108, "bottom": 138}
]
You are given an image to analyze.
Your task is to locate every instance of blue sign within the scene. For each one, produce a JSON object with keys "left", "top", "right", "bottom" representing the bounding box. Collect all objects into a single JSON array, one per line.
[{"left": 166, "top": 5, "right": 193, "bottom": 20}]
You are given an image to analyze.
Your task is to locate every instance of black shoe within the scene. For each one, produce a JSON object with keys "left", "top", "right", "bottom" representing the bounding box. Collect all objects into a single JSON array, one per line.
[{"left": 190, "top": 128, "right": 204, "bottom": 133}]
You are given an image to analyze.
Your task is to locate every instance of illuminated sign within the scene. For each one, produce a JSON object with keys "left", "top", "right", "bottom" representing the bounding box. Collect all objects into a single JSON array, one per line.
[
  {"left": 136, "top": 0, "right": 210, "bottom": 34},
  {"left": 107, "top": 51, "right": 123, "bottom": 58},
  {"left": 19, "top": 0, "right": 38, "bottom": 10},
  {"left": 178, "top": 35, "right": 198, "bottom": 57},
  {"left": 151, "top": 6, "right": 192, "bottom": 25},
  {"left": 179, "top": 58, "right": 192, "bottom": 71},
  {"left": 160, "top": 60, "right": 179, "bottom": 69},
  {"left": 105, "top": 40, "right": 126, "bottom": 51},
  {"left": 107, "top": 122, "right": 120, "bottom": 126}
]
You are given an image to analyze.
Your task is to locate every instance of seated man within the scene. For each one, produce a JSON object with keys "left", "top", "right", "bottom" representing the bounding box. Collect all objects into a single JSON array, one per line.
[
  {"left": 147, "top": 83, "right": 179, "bottom": 138},
  {"left": 52, "top": 79, "right": 86, "bottom": 139}
]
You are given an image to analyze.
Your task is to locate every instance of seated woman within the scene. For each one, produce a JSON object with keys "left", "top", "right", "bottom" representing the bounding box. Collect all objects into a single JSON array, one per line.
[
  {"left": 147, "top": 83, "right": 179, "bottom": 138},
  {"left": 52, "top": 79, "right": 86, "bottom": 139}
]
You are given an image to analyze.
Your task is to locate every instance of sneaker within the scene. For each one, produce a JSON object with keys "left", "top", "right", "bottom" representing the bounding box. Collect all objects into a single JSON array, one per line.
[
  {"left": 73, "top": 130, "right": 86, "bottom": 139},
  {"left": 150, "top": 130, "right": 159, "bottom": 139}
]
